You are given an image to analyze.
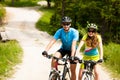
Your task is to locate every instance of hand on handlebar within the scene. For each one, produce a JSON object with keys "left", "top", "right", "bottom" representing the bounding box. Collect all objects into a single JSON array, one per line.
[
  {"left": 98, "top": 59, "right": 104, "bottom": 63},
  {"left": 69, "top": 56, "right": 82, "bottom": 63},
  {"left": 69, "top": 56, "right": 75, "bottom": 61},
  {"left": 42, "top": 51, "right": 52, "bottom": 59},
  {"left": 42, "top": 51, "right": 48, "bottom": 57}
]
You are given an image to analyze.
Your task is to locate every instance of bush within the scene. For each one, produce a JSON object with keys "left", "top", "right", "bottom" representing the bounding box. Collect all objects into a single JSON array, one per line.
[
  {"left": 36, "top": 7, "right": 55, "bottom": 35},
  {"left": 1, "top": 0, "right": 40, "bottom": 7},
  {"left": 0, "top": 4, "right": 6, "bottom": 25},
  {"left": 104, "top": 43, "right": 120, "bottom": 78}
]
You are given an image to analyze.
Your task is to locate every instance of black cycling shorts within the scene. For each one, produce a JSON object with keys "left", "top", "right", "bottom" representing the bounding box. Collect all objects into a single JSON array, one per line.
[{"left": 57, "top": 48, "right": 76, "bottom": 64}]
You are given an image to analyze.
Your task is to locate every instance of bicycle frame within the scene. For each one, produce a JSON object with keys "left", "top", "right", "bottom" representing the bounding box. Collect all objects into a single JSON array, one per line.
[
  {"left": 61, "top": 55, "right": 71, "bottom": 80},
  {"left": 81, "top": 60, "right": 98, "bottom": 80},
  {"left": 73, "top": 57, "right": 100, "bottom": 80},
  {"left": 47, "top": 55, "right": 71, "bottom": 80}
]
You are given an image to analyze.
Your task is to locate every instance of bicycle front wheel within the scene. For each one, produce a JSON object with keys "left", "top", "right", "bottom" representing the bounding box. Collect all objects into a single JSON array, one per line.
[
  {"left": 49, "top": 73, "right": 60, "bottom": 80},
  {"left": 82, "top": 72, "right": 94, "bottom": 80},
  {"left": 62, "top": 67, "right": 71, "bottom": 80},
  {"left": 81, "top": 73, "right": 90, "bottom": 80}
]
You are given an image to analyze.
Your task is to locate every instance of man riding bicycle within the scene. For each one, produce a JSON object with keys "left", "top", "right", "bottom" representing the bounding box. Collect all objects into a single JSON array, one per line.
[{"left": 42, "top": 16, "right": 79, "bottom": 80}]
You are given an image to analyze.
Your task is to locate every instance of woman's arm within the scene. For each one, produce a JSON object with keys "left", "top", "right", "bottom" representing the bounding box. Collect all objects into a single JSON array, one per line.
[{"left": 99, "top": 41, "right": 103, "bottom": 59}]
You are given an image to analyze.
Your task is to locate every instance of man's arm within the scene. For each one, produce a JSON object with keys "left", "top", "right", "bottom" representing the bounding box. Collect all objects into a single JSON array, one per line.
[
  {"left": 71, "top": 40, "right": 77, "bottom": 56},
  {"left": 45, "top": 38, "right": 56, "bottom": 52}
]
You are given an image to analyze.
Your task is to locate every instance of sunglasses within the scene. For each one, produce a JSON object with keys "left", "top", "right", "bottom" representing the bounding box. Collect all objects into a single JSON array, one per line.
[
  {"left": 63, "top": 23, "right": 70, "bottom": 26},
  {"left": 88, "top": 29, "right": 96, "bottom": 33}
]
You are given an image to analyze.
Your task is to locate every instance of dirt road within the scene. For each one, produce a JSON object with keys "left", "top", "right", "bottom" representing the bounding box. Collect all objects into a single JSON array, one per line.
[
  {"left": 4, "top": 3, "right": 113, "bottom": 80},
  {"left": 5, "top": 6, "right": 55, "bottom": 80}
]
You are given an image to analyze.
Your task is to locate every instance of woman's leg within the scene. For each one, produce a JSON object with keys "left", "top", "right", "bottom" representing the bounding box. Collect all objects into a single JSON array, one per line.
[
  {"left": 94, "top": 64, "right": 100, "bottom": 80},
  {"left": 78, "top": 68, "right": 83, "bottom": 80}
]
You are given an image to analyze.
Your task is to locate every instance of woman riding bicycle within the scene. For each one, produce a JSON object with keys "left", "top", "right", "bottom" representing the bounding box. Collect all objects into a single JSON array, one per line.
[
  {"left": 76, "top": 23, "right": 103, "bottom": 80},
  {"left": 42, "top": 16, "right": 79, "bottom": 80}
]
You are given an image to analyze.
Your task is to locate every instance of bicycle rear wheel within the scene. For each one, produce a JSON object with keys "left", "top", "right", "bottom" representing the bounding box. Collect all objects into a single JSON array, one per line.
[{"left": 49, "top": 72, "right": 60, "bottom": 80}]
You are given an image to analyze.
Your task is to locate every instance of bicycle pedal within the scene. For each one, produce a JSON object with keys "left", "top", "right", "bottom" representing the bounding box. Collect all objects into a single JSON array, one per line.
[
  {"left": 51, "top": 68, "right": 57, "bottom": 72},
  {"left": 58, "top": 71, "right": 61, "bottom": 73}
]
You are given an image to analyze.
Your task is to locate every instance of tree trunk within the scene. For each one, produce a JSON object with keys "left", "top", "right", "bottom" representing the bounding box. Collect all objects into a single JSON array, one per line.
[
  {"left": 47, "top": 0, "right": 51, "bottom": 8},
  {"left": 0, "top": 0, "right": 5, "bottom": 2},
  {"left": 61, "top": 0, "right": 65, "bottom": 17},
  {"left": 0, "top": 33, "right": 2, "bottom": 40},
  {"left": 11, "top": 0, "right": 14, "bottom": 6}
]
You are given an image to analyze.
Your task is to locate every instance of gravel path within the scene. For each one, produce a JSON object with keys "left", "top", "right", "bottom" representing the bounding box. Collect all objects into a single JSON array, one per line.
[
  {"left": 4, "top": 2, "right": 113, "bottom": 80},
  {"left": 5, "top": 7, "right": 56, "bottom": 80}
]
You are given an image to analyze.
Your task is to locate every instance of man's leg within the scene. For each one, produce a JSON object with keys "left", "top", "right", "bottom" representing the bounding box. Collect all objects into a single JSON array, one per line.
[
  {"left": 51, "top": 52, "right": 61, "bottom": 69},
  {"left": 70, "top": 63, "right": 76, "bottom": 80}
]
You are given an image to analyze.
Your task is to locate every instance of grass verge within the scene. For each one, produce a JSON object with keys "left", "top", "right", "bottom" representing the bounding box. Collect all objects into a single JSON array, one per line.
[
  {"left": 36, "top": 6, "right": 55, "bottom": 35},
  {"left": 0, "top": 40, "right": 23, "bottom": 80},
  {"left": 0, "top": 0, "right": 40, "bottom": 7},
  {"left": 104, "top": 42, "right": 120, "bottom": 79}
]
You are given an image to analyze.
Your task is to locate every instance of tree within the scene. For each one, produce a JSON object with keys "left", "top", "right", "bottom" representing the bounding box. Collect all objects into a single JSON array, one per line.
[
  {"left": 46, "top": 0, "right": 51, "bottom": 8},
  {"left": 0, "top": 0, "right": 5, "bottom": 2},
  {"left": 50, "top": 0, "right": 120, "bottom": 43}
]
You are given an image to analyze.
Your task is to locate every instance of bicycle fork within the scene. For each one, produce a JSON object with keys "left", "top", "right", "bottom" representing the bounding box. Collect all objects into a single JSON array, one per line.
[{"left": 62, "top": 64, "right": 71, "bottom": 80}]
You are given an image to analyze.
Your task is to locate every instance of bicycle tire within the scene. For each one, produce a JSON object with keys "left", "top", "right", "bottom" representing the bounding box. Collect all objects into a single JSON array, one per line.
[
  {"left": 89, "top": 73, "right": 94, "bottom": 80},
  {"left": 49, "top": 72, "right": 60, "bottom": 80},
  {"left": 62, "top": 67, "right": 71, "bottom": 80},
  {"left": 82, "top": 72, "right": 94, "bottom": 80},
  {"left": 81, "top": 72, "right": 90, "bottom": 80}
]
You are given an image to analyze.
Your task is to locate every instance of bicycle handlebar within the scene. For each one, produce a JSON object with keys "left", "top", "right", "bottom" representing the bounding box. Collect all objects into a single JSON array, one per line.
[
  {"left": 72, "top": 56, "right": 102, "bottom": 64},
  {"left": 45, "top": 55, "right": 70, "bottom": 62},
  {"left": 44, "top": 55, "right": 102, "bottom": 64}
]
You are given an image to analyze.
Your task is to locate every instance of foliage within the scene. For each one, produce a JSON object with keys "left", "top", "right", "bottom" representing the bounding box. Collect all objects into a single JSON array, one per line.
[
  {"left": 0, "top": 40, "right": 23, "bottom": 79},
  {"left": 103, "top": 43, "right": 120, "bottom": 78},
  {"left": 0, "top": 4, "right": 6, "bottom": 25},
  {"left": 50, "top": 0, "right": 120, "bottom": 44},
  {"left": 36, "top": 7, "right": 55, "bottom": 35},
  {"left": 0, "top": 0, "right": 40, "bottom": 7}
]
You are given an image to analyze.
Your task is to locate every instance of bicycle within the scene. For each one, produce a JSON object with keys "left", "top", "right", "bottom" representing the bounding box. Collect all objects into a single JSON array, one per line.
[
  {"left": 45, "top": 54, "right": 71, "bottom": 80},
  {"left": 73, "top": 57, "right": 102, "bottom": 80}
]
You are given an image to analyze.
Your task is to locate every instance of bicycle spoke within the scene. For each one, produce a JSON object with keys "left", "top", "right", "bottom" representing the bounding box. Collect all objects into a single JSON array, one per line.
[
  {"left": 82, "top": 73, "right": 89, "bottom": 80},
  {"left": 49, "top": 73, "right": 60, "bottom": 80}
]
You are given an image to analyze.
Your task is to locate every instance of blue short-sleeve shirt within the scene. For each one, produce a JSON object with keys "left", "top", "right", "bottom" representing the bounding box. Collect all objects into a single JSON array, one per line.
[{"left": 54, "top": 28, "right": 79, "bottom": 50}]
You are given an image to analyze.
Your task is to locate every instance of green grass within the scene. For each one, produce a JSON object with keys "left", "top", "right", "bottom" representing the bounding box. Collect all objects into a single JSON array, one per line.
[
  {"left": 0, "top": 40, "right": 23, "bottom": 80},
  {"left": 103, "top": 42, "right": 120, "bottom": 78},
  {"left": 36, "top": 7, "right": 55, "bottom": 35},
  {"left": 0, "top": 4, "right": 6, "bottom": 25},
  {"left": 0, "top": 0, "right": 40, "bottom": 7}
]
